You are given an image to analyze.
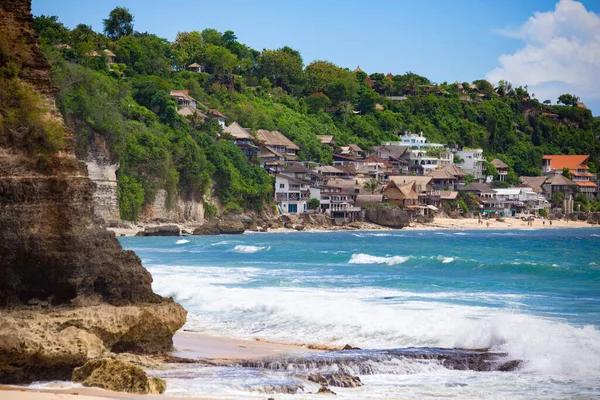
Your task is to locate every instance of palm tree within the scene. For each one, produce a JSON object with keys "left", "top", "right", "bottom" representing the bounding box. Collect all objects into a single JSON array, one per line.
[{"left": 363, "top": 178, "right": 379, "bottom": 194}]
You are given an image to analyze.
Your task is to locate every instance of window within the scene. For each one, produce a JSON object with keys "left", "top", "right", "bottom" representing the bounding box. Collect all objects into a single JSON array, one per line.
[{"left": 279, "top": 184, "right": 285, "bottom": 189}]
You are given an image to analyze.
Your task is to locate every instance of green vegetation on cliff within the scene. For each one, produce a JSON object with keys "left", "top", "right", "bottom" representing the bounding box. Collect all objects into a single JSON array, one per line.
[{"left": 33, "top": 9, "right": 600, "bottom": 220}]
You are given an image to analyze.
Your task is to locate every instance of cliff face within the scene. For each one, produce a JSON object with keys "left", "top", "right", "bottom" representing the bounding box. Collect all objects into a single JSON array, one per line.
[
  {"left": 0, "top": 0, "right": 160, "bottom": 306},
  {"left": 0, "top": 0, "right": 186, "bottom": 384}
]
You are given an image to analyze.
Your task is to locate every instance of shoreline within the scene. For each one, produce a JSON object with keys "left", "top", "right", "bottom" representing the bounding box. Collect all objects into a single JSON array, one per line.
[
  {"left": 0, "top": 332, "right": 322, "bottom": 400},
  {"left": 109, "top": 217, "right": 597, "bottom": 237}
]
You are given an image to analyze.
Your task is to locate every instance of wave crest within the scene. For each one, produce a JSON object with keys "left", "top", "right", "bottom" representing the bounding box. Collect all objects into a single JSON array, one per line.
[
  {"left": 349, "top": 253, "right": 409, "bottom": 265},
  {"left": 233, "top": 245, "right": 269, "bottom": 253}
]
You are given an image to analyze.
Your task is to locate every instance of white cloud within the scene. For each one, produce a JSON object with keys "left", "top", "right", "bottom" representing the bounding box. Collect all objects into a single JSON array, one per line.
[{"left": 486, "top": 0, "right": 600, "bottom": 108}]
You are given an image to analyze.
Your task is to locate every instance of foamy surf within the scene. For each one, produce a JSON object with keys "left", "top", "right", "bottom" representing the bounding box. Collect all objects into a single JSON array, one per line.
[
  {"left": 233, "top": 245, "right": 270, "bottom": 253},
  {"left": 176, "top": 239, "right": 190, "bottom": 244},
  {"left": 349, "top": 253, "right": 409, "bottom": 265}
]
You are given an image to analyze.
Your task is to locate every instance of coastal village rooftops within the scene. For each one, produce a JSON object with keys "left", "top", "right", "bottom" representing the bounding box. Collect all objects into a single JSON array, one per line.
[
  {"left": 284, "top": 163, "right": 314, "bottom": 174},
  {"left": 440, "top": 164, "right": 468, "bottom": 177},
  {"left": 491, "top": 158, "right": 509, "bottom": 169},
  {"left": 427, "top": 169, "right": 458, "bottom": 180},
  {"left": 544, "top": 174, "right": 577, "bottom": 186},
  {"left": 348, "top": 144, "right": 363, "bottom": 153},
  {"left": 177, "top": 106, "right": 207, "bottom": 118},
  {"left": 373, "top": 145, "right": 409, "bottom": 159},
  {"left": 316, "top": 165, "right": 345, "bottom": 174},
  {"left": 354, "top": 194, "right": 385, "bottom": 208},
  {"left": 317, "top": 135, "right": 335, "bottom": 145},
  {"left": 170, "top": 89, "right": 197, "bottom": 103},
  {"left": 210, "top": 109, "right": 227, "bottom": 118},
  {"left": 275, "top": 174, "right": 310, "bottom": 186},
  {"left": 439, "top": 191, "right": 458, "bottom": 200},
  {"left": 460, "top": 182, "right": 495, "bottom": 193},
  {"left": 257, "top": 129, "right": 300, "bottom": 150},
  {"left": 542, "top": 155, "right": 590, "bottom": 170},
  {"left": 575, "top": 181, "right": 598, "bottom": 187},
  {"left": 388, "top": 176, "right": 432, "bottom": 193},
  {"left": 223, "top": 122, "right": 252, "bottom": 140},
  {"left": 520, "top": 176, "right": 548, "bottom": 193}
]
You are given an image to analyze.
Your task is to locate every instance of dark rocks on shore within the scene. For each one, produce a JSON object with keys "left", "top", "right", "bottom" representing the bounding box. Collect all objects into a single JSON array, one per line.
[
  {"left": 342, "top": 344, "right": 361, "bottom": 350},
  {"left": 136, "top": 225, "right": 181, "bottom": 236},
  {"left": 364, "top": 205, "right": 410, "bottom": 228},
  {"left": 217, "top": 221, "right": 245, "bottom": 234},
  {"left": 317, "top": 385, "right": 337, "bottom": 395},
  {"left": 72, "top": 358, "right": 166, "bottom": 394},
  {"left": 308, "top": 373, "right": 363, "bottom": 388}
]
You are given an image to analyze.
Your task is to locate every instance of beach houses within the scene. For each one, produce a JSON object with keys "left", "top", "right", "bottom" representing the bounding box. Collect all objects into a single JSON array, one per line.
[
  {"left": 274, "top": 175, "right": 311, "bottom": 214},
  {"left": 455, "top": 149, "right": 485, "bottom": 180},
  {"left": 257, "top": 129, "right": 300, "bottom": 164},
  {"left": 384, "top": 180, "right": 419, "bottom": 208},
  {"left": 317, "top": 135, "right": 336, "bottom": 148},
  {"left": 490, "top": 159, "right": 509, "bottom": 181},
  {"left": 542, "top": 155, "right": 597, "bottom": 200},
  {"left": 222, "top": 122, "right": 259, "bottom": 158}
]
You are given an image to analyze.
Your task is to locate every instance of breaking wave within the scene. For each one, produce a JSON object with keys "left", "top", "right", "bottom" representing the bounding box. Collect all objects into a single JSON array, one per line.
[{"left": 349, "top": 253, "right": 410, "bottom": 265}]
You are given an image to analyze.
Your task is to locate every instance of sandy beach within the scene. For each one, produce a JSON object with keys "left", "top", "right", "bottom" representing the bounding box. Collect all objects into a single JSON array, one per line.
[
  {"left": 0, "top": 332, "right": 318, "bottom": 400},
  {"left": 108, "top": 217, "right": 595, "bottom": 237}
]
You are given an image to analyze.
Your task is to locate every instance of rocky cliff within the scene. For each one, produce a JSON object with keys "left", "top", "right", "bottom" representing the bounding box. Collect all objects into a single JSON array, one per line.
[{"left": 0, "top": 0, "right": 186, "bottom": 383}]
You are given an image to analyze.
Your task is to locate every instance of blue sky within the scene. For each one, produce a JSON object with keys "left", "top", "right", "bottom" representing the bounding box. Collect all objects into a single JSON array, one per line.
[{"left": 32, "top": 0, "right": 600, "bottom": 115}]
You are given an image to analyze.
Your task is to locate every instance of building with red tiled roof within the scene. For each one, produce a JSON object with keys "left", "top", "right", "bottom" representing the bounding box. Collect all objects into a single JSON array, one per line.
[{"left": 543, "top": 155, "right": 597, "bottom": 199}]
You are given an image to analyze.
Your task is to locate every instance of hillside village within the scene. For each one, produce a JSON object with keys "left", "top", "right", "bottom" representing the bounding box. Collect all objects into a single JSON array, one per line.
[
  {"left": 35, "top": 10, "right": 600, "bottom": 228},
  {"left": 166, "top": 85, "right": 597, "bottom": 223}
]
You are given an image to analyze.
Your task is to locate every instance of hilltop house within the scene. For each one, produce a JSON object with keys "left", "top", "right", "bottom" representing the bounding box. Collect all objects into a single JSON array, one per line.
[
  {"left": 282, "top": 163, "right": 325, "bottom": 186},
  {"left": 209, "top": 109, "right": 227, "bottom": 129},
  {"left": 257, "top": 129, "right": 300, "bottom": 164},
  {"left": 542, "top": 155, "right": 597, "bottom": 200},
  {"left": 372, "top": 145, "right": 410, "bottom": 174},
  {"left": 222, "top": 122, "right": 259, "bottom": 158},
  {"left": 274, "top": 175, "right": 310, "bottom": 214},
  {"left": 259, "top": 146, "right": 286, "bottom": 173},
  {"left": 317, "top": 135, "right": 336, "bottom": 148},
  {"left": 491, "top": 158, "right": 509, "bottom": 181},
  {"left": 187, "top": 62, "right": 203, "bottom": 73},
  {"left": 340, "top": 144, "right": 363, "bottom": 158},
  {"left": 103, "top": 49, "right": 116, "bottom": 66}
]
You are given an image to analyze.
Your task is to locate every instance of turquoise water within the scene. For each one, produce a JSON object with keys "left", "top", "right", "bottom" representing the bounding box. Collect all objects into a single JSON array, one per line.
[{"left": 120, "top": 228, "right": 600, "bottom": 399}]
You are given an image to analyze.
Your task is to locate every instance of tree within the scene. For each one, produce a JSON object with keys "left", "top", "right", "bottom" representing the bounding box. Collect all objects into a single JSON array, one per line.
[
  {"left": 363, "top": 178, "right": 379, "bottom": 194},
  {"left": 454, "top": 154, "right": 464, "bottom": 164},
  {"left": 551, "top": 192, "right": 564, "bottom": 208},
  {"left": 33, "top": 15, "right": 70, "bottom": 46},
  {"left": 557, "top": 94, "right": 580, "bottom": 107},
  {"left": 562, "top": 167, "right": 572, "bottom": 179},
  {"left": 464, "top": 174, "right": 475, "bottom": 185},
  {"left": 103, "top": 6, "right": 134, "bottom": 40},
  {"left": 308, "top": 198, "right": 320, "bottom": 210},
  {"left": 543, "top": 99, "right": 551, "bottom": 105},
  {"left": 258, "top": 47, "right": 303, "bottom": 91},
  {"left": 172, "top": 31, "right": 204, "bottom": 69},
  {"left": 305, "top": 92, "right": 331, "bottom": 114}
]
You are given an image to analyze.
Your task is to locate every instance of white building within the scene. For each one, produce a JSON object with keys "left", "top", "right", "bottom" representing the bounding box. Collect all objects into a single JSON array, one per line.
[
  {"left": 493, "top": 187, "right": 549, "bottom": 216},
  {"left": 455, "top": 149, "right": 484, "bottom": 180},
  {"left": 274, "top": 175, "right": 310, "bottom": 214},
  {"left": 406, "top": 148, "right": 454, "bottom": 174}
]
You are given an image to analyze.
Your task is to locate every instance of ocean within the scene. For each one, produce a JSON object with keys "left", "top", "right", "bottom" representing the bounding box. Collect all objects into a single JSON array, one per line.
[{"left": 119, "top": 228, "right": 600, "bottom": 399}]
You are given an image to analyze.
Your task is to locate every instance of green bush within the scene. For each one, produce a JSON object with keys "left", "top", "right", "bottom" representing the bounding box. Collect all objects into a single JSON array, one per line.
[
  {"left": 204, "top": 202, "right": 217, "bottom": 217},
  {"left": 118, "top": 175, "right": 145, "bottom": 221}
]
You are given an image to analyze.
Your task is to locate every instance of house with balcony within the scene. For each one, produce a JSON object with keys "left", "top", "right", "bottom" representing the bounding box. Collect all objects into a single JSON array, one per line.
[
  {"left": 372, "top": 145, "right": 410, "bottom": 174},
  {"left": 340, "top": 144, "right": 363, "bottom": 158},
  {"left": 542, "top": 155, "right": 597, "bottom": 200},
  {"left": 427, "top": 169, "right": 458, "bottom": 190},
  {"left": 455, "top": 148, "right": 485, "bottom": 180},
  {"left": 282, "top": 163, "right": 325, "bottom": 187},
  {"left": 223, "top": 122, "right": 259, "bottom": 158},
  {"left": 274, "top": 175, "right": 311, "bottom": 214},
  {"left": 319, "top": 185, "right": 351, "bottom": 215},
  {"left": 257, "top": 129, "right": 300, "bottom": 164},
  {"left": 260, "top": 146, "right": 286, "bottom": 173},
  {"left": 459, "top": 182, "right": 496, "bottom": 212},
  {"left": 491, "top": 158, "right": 509, "bottom": 181},
  {"left": 440, "top": 164, "right": 468, "bottom": 186}
]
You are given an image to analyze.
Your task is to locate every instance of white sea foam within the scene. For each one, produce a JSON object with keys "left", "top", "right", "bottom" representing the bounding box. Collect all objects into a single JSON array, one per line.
[
  {"left": 232, "top": 245, "right": 269, "bottom": 253},
  {"left": 349, "top": 253, "right": 409, "bottom": 265},
  {"left": 149, "top": 269, "right": 600, "bottom": 384},
  {"left": 176, "top": 239, "right": 190, "bottom": 244}
]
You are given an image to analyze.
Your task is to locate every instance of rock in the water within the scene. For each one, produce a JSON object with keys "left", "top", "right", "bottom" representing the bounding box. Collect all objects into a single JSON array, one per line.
[
  {"left": 308, "top": 373, "right": 363, "bottom": 388},
  {"left": 317, "top": 385, "right": 337, "bottom": 395},
  {"left": 138, "top": 225, "right": 180, "bottom": 236},
  {"left": 193, "top": 222, "right": 220, "bottom": 235},
  {"left": 217, "top": 221, "right": 245, "bottom": 234},
  {"left": 72, "top": 359, "right": 166, "bottom": 394},
  {"left": 364, "top": 205, "right": 410, "bottom": 228},
  {"left": 294, "top": 224, "right": 305, "bottom": 231},
  {"left": 342, "top": 344, "right": 361, "bottom": 350}
]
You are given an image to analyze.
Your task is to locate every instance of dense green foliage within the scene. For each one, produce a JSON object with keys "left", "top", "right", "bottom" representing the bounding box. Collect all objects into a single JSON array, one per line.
[{"left": 33, "top": 8, "right": 600, "bottom": 220}]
